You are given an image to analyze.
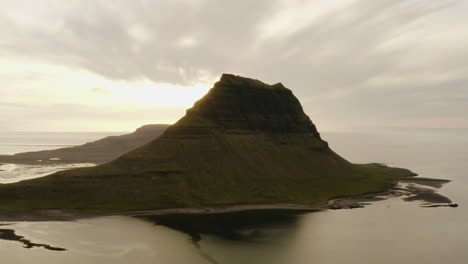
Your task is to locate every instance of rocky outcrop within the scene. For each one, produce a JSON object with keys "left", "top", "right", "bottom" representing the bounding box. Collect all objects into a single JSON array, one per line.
[{"left": 185, "top": 74, "right": 321, "bottom": 135}]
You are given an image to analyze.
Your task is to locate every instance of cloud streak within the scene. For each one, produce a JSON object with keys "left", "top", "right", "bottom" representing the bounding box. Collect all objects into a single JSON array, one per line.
[{"left": 0, "top": 0, "right": 467, "bottom": 130}]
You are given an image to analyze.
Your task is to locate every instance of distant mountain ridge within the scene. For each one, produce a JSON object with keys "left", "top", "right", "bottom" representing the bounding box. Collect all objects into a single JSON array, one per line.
[
  {"left": 0, "top": 124, "right": 170, "bottom": 164},
  {"left": 0, "top": 74, "right": 415, "bottom": 211}
]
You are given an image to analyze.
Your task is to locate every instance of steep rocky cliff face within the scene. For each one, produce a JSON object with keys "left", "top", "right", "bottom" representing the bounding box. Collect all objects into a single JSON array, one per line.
[
  {"left": 184, "top": 74, "right": 321, "bottom": 135},
  {"left": 0, "top": 74, "right": 414, "bottom": 211}
]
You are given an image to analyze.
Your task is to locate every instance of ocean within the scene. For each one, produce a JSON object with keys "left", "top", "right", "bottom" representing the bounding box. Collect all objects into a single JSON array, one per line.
[
  {"left": 0, "top": 131, "right": 123, "bottom": 183},
  {"left": 0, "top": 131, "right": 124, "bottom": 155},
  {"left": 0, "top": 129, "right": 467, "bottom": 264}
]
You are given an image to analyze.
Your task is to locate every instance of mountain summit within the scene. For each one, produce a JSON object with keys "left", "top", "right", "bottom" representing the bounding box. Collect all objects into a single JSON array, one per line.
[
  {"left": 183, "top": 74, "right": 321, "bottom": 135},
  {"left": 0, "top": 74, "right": 414, "bottom": 211}
]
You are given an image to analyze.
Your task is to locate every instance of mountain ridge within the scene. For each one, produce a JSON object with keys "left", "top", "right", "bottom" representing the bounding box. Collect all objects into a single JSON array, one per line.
[
  {"left": 0, "top": 124, "right": 170, "bottom": 165},
  {"left": 0, "top": 74, "right": 415, "bottom": 211}
]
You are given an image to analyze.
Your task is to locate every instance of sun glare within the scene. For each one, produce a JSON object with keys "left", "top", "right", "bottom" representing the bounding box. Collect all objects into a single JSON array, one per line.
[
  {"left": 1, "top": 59, "right": 211, "bottom": 109},
  {"left": 111, "top": 81, "right": 210, "bottom": 108}
]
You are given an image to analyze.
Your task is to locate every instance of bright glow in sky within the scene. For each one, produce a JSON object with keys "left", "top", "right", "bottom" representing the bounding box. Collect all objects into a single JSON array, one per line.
[
  {"left": 1, "top": 0, "right": 467, "bottom": 131},
  {"left": 0, "top": 58, "right": 211, "bottom": 131},
  {"left": 0, "top": 59, "right": 211, "bottom": 107}
]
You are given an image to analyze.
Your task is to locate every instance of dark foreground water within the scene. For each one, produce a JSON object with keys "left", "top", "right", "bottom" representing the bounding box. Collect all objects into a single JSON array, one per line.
[{"left": 0, "top": 129, "right": 467, "bottom": 264}]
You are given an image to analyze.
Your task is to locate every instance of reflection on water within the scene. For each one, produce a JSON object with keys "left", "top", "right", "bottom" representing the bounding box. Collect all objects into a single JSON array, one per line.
[
  {"left": 141, "top": 210, "right": 308, "bottom": 264},
  {"left": 0, "top": 198, "right": 465, "bottom": 264},
  {"left": 142, "top": 210, "right": 304, "bottom": 243},
  {"left": 0, "top": 217, "right": 215, "bottom": 264},
  {"left": 0, "top": 130, "right": 467, "bottom": 264}
]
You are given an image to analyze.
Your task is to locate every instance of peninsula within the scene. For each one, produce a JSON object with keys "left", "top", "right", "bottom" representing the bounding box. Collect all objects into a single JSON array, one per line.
[
  {"left": 0, "top": 124, "right": 169, "bottom": 165},
  {"left": 0, "top": 74, "right": 417, "bottom": 211}
]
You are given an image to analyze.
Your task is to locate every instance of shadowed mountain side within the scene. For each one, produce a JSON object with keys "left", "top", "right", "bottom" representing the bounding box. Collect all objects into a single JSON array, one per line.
[
  {"left": 0, "top": 74, "right": 416, "bottom": 211},
  {"left": 0, "top": 124, "right": 170, "bottom": 165}
]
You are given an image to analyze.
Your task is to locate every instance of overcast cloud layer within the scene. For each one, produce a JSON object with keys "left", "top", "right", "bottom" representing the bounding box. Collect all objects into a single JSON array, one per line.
[{"left": 1, "top": 0, "right": 467, "bottom": 131}]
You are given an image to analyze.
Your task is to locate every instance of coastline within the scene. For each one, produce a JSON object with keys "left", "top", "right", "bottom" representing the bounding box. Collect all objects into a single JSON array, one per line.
[{"left": 0, "top": 178, "right": 456, "bottom": 222}]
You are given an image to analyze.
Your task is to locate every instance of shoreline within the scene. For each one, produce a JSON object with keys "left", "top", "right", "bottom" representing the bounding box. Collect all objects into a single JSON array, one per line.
[{"left": 0, "top": 178, "right": 456, "bottom": 222}]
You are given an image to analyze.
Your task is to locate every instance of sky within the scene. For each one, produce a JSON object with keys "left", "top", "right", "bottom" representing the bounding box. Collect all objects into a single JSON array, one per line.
[{"left": 1, "top": 0, "right": 467, "bottom": 132}]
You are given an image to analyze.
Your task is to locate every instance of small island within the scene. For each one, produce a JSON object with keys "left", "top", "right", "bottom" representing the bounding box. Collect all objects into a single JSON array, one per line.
[{"left": 0, "top": 74, "right": 424, "bottom": 212}]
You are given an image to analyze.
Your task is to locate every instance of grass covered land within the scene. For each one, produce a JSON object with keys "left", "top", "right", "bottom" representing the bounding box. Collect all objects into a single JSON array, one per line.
[
  {"left": 0, "top": 133, "right": 414, "bottom": 211},
  {"left": 0, "top": 74, "right": 416, "bottom": 212}
]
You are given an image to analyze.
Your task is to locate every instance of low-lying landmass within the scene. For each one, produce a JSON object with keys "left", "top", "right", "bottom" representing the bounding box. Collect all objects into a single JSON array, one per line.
[
  {"left": 0, "top": 124, "right": 169, "bottom": 165},
  {"left": 0, "top": 74, "right": 452, "bottom": 213}
]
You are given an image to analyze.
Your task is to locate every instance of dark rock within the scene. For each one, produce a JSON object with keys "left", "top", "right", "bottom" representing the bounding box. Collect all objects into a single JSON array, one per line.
[
  {"left": 0, "top": 228, "right": 66, "bottom": 251},
  {"left": 348, "top": 204, "right": 365, "bottom": 209},
  {"left": 186, "top": 74, "right": 323, "bottom": 137}
]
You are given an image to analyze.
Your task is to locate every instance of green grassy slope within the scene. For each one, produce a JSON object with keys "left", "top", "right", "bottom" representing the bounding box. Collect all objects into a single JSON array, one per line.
[{"left": 0, "top": 74, "right": 415, "bottom": 211}]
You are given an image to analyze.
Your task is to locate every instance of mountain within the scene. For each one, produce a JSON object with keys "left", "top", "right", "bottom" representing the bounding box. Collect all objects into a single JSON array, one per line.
[
  {"left": 0, "top": 124, "right": 170, "bottom": 164},
  {"left": 0, "top": 74, "right": 415, "bottom": 211}
]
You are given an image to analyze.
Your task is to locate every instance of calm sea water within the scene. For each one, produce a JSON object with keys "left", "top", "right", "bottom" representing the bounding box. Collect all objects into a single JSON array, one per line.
[
  {"left": 1, "top": 129, "right": 467, "bottom": 264},
  {"left": 0, "top": 131, "right": 124, "bottom": 155}
]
